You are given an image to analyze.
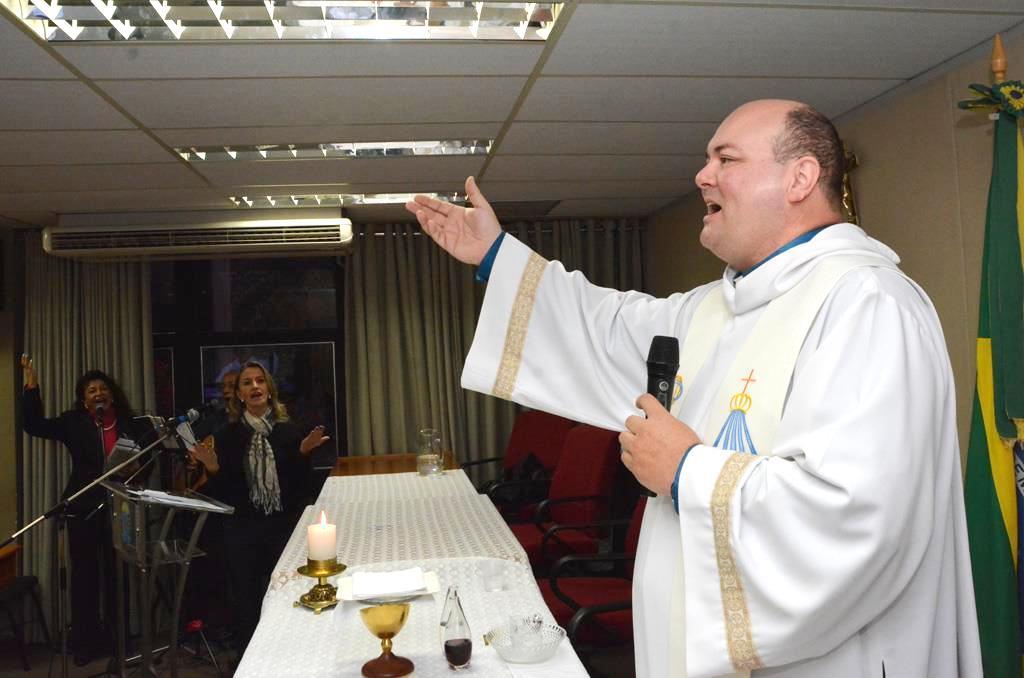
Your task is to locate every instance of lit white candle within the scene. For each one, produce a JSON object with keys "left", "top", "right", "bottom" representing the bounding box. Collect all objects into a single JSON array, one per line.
[{"left": 307, "top": 510, "right": 336, "bottom": 561}]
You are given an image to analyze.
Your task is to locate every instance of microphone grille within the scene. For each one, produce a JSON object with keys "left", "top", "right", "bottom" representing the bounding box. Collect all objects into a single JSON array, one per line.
[{"left": 647, "top": 335, "right": 679, "bottom": 366}]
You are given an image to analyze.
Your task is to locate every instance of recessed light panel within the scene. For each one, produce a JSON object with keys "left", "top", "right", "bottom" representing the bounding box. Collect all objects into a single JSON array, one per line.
[
  {"left": 228, "top": 192, "right": 463, "bottom": 208},
  {"left": 17, "top": 1, "right": 561, "bottom": 42},
  {"left": 178, "top": 139, "right": 492, "bottom": 162}
]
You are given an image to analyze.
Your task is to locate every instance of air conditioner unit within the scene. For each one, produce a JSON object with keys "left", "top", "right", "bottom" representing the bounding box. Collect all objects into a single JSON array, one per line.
[{"left": 43, "top": 208, "right": 353, "bottom": 260}]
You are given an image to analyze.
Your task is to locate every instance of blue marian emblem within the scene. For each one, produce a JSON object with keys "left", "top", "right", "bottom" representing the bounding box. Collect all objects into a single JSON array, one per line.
[{"left": 712, "top": 370, "right": 758, "bottom": 455}]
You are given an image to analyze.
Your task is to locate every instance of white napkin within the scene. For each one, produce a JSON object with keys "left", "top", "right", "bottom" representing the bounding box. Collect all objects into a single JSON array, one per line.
[{"left": 351, "top": 567, "right": 427, "bottom": 598}]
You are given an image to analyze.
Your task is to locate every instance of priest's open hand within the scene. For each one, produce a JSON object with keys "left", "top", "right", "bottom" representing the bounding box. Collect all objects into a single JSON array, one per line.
[
  {"left": 405, "top": 176, "right": 502, "bottom": 265},
  {"left": 620, "top": 393, "right": 701, "bottom": 497}
]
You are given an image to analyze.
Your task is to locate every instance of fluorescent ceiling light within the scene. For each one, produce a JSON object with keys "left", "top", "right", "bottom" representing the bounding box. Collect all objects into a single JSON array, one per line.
[
  {"left": 229, "top": 192, "right": 462, "bottom": 208},
  {"left": 19, "top": 1, "right": 561, "bottom": 42},
  {"left": 177, "top": 139, "right": 492, "bottom": 162}
]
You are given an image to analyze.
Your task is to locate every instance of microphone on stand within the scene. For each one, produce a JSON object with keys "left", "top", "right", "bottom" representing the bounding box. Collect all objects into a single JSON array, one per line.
[
  {"left": 164, "top": 408, "right": 202, "bottom": 427},
  {"left": 94, "top": 402, "right": 107, "bottom": 426}
]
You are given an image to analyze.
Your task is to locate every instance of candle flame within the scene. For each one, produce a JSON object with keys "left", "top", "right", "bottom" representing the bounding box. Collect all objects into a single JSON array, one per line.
[{"left": 319, "top": 509, "right": 327, "bottom": 527}]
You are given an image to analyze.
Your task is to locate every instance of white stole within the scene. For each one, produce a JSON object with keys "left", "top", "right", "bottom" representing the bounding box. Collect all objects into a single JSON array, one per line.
[{"left": 665, "top": 254, "right": 898, "bottom": 677}]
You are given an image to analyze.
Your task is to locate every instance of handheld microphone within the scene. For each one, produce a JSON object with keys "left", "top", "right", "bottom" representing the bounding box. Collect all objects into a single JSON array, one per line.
[{"left": 646, "top": 336, "right": 679, "bottom": 411}]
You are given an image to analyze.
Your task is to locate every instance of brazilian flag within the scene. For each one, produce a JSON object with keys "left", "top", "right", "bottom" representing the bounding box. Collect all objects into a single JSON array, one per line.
[{"left": 960, "top": 81, "right": 1024, "bottom": 678}]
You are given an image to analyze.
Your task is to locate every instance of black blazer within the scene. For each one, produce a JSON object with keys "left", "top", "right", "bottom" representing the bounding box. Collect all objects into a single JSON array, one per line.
[
  {"left": 206, "top": 419, "right": 312, "bottom": 523},
  {"left": 21, "top": 386, "right": 146, "bottom": 512}
]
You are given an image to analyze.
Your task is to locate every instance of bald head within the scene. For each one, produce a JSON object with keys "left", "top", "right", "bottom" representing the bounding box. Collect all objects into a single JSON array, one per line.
[
  {"left": 724, "top": 100, "right": 845, "bottom": 212},
  {"left": 695, "top": 99, "right": 846, "bottom": 269}
]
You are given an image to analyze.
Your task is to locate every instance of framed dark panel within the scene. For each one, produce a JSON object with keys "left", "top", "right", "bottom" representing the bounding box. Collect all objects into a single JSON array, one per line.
[{"left": 199, "top": 341, "right": 338, "bottom": 469}]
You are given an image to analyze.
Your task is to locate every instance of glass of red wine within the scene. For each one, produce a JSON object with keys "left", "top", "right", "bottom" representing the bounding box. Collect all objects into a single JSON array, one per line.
[{"left": 442, "top": 594, "right": 472, "bottom": 670}]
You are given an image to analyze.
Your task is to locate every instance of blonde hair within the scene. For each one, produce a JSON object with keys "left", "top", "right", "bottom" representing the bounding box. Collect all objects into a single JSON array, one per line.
[{"left": 228, "top": 361, "right": 290, "bottom": 423}]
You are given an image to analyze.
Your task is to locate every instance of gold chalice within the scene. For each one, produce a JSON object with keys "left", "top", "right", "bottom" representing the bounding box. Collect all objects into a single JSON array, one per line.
[{"left": 359, "top": 603, "right": 414, "bottom": 678}]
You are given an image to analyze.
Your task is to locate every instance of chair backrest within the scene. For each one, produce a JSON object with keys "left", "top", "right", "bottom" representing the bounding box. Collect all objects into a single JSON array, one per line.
[
  {"left": 625, "top": 497, "right": 647, "bottom": 578},
  {"left": 547, "top": 424, "right": 621, "bottom": 524},
  {"left": 503, "top": 410, "right": 577, "bottom": 474}
]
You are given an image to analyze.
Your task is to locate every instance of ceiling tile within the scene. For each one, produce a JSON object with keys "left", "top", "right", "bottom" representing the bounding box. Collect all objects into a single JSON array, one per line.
[
  {"left": 152, "top": 123, "right": 504, "bottom": 147},
  {"left": 480, "top": 179, "right": 686, "bottom": 201},
  {"left": 0, "top": 80, "right": 134, "bottom": 130},
  {"left": 518, "top": 76, "right": 900, "bottom": 122},
  {"left": 0, "top": 16, "right": 74, "bottom": 79},
  {"left": 546, "top": 4, "right": 1024, "bottom": 78},
  {"left": 0, "top": 130, "right": 177, "bottom": 165},
  {"left": 100, "top": 77, "right": 526, "bottom": 128},
  {"left": 649, "top": 0, "right": 1024, "bottom": 8},
  {"left": 0, "top": 163, "right": 206, "bottom": 193},
  {"left": 499, "top": 121, "right": 718, "bottom": 155},
  {"left": 57, "top": 42, "right": 544, "bottom": 79},
  {"left": 0, "top": 188, "right": 232, "bottom": 212},
  {"left": 192, "top": 156, "right": 486, "bottom": 187},
  {"left": 485, "top": 155, "right": 704, "bottom": 182},
  {"left": 0, "top": 184, "right": 468, "bottom": 214},
  {"left": 0, "top": 211, "right": 56, "bottom": 226},
  {"left": 545, "top": 196, "right": 677, "bottom": 218}
]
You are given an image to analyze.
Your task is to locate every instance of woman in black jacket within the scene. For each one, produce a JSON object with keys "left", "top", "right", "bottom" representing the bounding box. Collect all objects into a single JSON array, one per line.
[
  {"left": 188, "top": 360, "right": 328, "bottom": 652},
  {"left": 20, "top": 354, "right": 140, "bottom": 666}
]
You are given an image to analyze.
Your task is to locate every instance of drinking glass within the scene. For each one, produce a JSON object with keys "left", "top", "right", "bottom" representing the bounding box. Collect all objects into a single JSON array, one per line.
[
  {"left": 481, "top": 559, "right": 507, "bottom": 592},
  {"left": 417, "top": 428, "right": 443, "bottom": 477}
]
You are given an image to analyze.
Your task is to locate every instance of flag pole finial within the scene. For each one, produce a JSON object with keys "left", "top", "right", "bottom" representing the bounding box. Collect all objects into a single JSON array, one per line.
[{"left": 991, "top": 34, "right": 1007, "bottom": 82}]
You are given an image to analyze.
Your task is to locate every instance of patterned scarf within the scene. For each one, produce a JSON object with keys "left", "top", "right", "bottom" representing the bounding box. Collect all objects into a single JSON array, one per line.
[{"left": 243, "top": 409, "right": 283, "bottom": 515}]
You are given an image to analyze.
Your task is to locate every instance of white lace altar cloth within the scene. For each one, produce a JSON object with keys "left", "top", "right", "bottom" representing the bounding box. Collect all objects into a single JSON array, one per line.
[
  {"left": 314, "top": 470, "right": 479, "bottom": 503},
  {"left": 236, "top": 557, "right": 587, "bottom": 677},
  {"left": 235, "top": 470, "right": 588, "bottom": 677},
  {"left": 269, "top": 494, "right": 528, "bottom": 589}
]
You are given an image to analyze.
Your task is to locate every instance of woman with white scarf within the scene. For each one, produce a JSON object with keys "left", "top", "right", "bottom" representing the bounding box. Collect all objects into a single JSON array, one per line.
[{"left": 189, "top": 361, "right": 329, "bottom": 653}]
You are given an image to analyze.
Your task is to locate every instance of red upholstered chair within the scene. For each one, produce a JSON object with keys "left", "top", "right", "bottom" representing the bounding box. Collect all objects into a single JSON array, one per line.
[
  {"left": 537, "top": 497, "right": 646, "bottom": 667},
  {"left": 472, "top": 410, "right": 577, "bottom": 521},
  {"left": 465, "top": 409, "right": 576, "bottom": 478},
  {"left": 508, "top": 424, "right": 622, "bottom": 569}
]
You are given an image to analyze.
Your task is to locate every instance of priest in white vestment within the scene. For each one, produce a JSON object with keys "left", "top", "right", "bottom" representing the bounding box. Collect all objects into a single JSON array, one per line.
[{"left": 406, "top": 99, "right": 982, "bottom": 678}]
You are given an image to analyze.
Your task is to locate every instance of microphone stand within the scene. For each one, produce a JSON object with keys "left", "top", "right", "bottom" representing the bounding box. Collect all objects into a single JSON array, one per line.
[{"left": 2, "top": 428, "right": 175, "bottom": 678}]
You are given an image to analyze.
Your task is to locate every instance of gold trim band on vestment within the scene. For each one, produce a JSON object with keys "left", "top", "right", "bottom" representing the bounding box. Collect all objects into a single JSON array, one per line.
[
  {"left": 711, "top": 452, "right": 764, "bottom": 672},
  {"left": 492, "top": 251, "right": 547, "bottom": 400}
]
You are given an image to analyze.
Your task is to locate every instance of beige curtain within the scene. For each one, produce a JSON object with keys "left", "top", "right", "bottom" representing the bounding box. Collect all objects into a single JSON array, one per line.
[
  {"left": 343, "top": 219, "right": 643, "bottom": 474},
  {"left": 20, "top": 233, "right": 155, "bottom": 636}
]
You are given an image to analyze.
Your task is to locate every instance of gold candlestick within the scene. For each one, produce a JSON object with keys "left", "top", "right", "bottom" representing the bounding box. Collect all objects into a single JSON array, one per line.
[{"left": 294, "top": 557, "right": 347, "bottom": 614}]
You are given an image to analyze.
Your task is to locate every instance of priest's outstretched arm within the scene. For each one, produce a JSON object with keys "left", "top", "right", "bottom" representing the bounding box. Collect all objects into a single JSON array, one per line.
[{"left": 407, "top": 176, "right": 712, "bottom": 431}]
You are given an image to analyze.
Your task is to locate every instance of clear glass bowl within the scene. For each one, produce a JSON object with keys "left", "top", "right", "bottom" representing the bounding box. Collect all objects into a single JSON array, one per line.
[{"left": 483, "top": 614, "right": 565, "bottom": 664}]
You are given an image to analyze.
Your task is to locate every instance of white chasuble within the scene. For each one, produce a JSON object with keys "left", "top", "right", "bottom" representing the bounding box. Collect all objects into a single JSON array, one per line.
[{"left": 461, "top": 225, "right": 982, "bottom": 678}]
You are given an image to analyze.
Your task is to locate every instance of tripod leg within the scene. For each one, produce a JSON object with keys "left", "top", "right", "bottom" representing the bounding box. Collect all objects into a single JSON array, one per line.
[
  {"left": 115, "top": 553, "right": 126, "bottom": 677},
  {"left": 2, "top": 601, "right": 29, "bottom": 671},
  {"left": 200, "top": 630, "right": 222, "bottom": 677},
  {"left": 57, "top": 515, "right": 69, "bottom": 678},
  {"left": 30, "top": 582, "right": 51, "bottom": 646}
]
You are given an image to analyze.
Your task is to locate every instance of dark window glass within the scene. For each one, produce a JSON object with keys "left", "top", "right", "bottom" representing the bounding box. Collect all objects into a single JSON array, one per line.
[
  {"left": 209, "top": 259, "right": 337, "bottom": 332},
  {"left": 151, "top": 262, "right": 177, "bottom": 332}
]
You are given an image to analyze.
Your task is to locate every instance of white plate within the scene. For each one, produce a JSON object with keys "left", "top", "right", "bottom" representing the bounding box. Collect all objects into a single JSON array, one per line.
[{"left": 337, "top": 571, "right": 441, "bottom": 604}]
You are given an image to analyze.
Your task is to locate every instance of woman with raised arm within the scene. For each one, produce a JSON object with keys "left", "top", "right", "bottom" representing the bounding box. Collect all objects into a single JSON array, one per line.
[{"left": 20, "top": 354, "right": 139, "bottom": 666}]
